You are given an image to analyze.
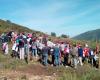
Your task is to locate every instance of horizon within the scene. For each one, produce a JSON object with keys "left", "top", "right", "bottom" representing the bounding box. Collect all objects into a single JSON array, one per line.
[{"left": 0, "top": 0, "right": 100, "bottom": 37}]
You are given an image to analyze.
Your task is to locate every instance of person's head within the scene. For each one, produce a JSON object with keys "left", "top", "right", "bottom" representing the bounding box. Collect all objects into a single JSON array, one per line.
[{"left": 79, "top": 45, "right": 82, "bottom": 48}]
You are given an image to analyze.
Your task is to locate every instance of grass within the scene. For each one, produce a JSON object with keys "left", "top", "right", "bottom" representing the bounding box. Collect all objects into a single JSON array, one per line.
[
  {"left": 58, "top": 66, "right": 100, "bottom": 80},
  {"left": 0, "top": 50, "right": 28, "bottom": 70},
  {"left": 1, "top": 51, "right": 100, "bottom": 80},
  {"left": 0, "top": 43, "right": 100, "bottom": 80}
]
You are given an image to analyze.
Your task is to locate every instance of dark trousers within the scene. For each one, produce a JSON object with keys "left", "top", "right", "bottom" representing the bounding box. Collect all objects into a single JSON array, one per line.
[{"left": 64, "top": 54, "right": 69, "bottom": 66}]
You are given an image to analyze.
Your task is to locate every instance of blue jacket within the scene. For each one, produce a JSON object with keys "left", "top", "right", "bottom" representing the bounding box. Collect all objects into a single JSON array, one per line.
[
  {"left": 42, "top": 46, "right": 49, "bottom": 55},
  {"left": 54, "top": 47, "right": 60, "bottom": 56},
  {"left": 78, "top": 47, "right": 83, "bottom": 57}
]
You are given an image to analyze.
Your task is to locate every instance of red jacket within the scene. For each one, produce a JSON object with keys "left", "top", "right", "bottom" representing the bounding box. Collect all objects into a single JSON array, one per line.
[{"left": 83, "top": 48, "right": 89, "bottom": 57}]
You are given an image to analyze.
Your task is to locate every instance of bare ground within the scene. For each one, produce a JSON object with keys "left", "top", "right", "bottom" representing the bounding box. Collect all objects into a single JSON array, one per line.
[{"left": 0, "top": 64, "right": 57, "bottom": 80}]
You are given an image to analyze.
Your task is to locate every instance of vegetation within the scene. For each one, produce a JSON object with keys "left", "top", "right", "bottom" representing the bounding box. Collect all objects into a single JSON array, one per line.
[
  {"left": 59, "top": 68, "right": 100, "bottom": 80},
  {"left": 60, "top": 34, "right": 69, "bottom": 38},
  {"left": 0, "top": 19, "right": 44, "bottom": 36},
  {"left": 0, "top": 19, "right": 100, "bottom": 80},
  {"left": 51, "top": 32, "right": 56, "bottom": 37}
]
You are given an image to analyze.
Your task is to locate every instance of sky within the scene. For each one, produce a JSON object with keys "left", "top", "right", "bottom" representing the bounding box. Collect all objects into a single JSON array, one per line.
[{"left": 0, "top": 0, "right": 100, "bottom": 37}]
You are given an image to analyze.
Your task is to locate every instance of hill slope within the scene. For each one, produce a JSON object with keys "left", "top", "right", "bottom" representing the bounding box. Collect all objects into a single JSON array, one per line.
[
  {"left": 0, "top": 19, "right": 71, "bottom": 42},
  {"left": 0, "top": 19, "right": 44, "bottom": 35},
  {"left": 73, "top": 29, "right": 100, "bottom": 41}
]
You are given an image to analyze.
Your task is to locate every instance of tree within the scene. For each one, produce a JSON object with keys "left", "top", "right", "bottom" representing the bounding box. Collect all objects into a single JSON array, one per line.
[
  {"left": 61, "top": 34, "right": 69, "bottom": 38},
  {"left": 51, "top": 32, "right": 56, "bottom": 37}
]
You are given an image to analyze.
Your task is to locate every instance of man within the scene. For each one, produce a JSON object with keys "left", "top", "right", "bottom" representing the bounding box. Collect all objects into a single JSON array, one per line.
[
  {"left": 18, "top": 33, "right": 25, "bottom": 60},
  {"left": 78, "top": 45, "right": 83, "bottom": 66},
  {"left": 83, "top": 44, "right": 90, "bottom": 62},
  {"left": 60, "top": 42, "right": 65, "bottom": 56},
  {"left": 71, "top": 44, "right": 78, "bottom": 68},
  {"left": 32, "top": 39, "right": 38, "bottom": 59},
  {"left": 42, "top": 44, "right": 49, "bottom": 66},
  {"left": 64, "top": 45, "right": 70, "bottom": 67},
  {"left": 54, "top": 44, "right": 60, "bottom": 66}
]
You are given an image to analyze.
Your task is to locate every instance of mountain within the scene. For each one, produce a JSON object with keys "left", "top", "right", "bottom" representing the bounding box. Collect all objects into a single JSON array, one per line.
[
  {"left": 73, "top": 29, "right": 100, "bottom": 41},
  {"left": 0, "top": 19, "right": 44, "bottom": 35}
]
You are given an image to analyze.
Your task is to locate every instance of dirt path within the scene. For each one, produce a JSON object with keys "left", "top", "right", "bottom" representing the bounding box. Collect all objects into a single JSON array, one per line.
[
  {"left": 17, "top": 64, "right": 54, "bottom": 75},
  {"left": 0, "top": 64, "right": 57, "bottom": 80}
]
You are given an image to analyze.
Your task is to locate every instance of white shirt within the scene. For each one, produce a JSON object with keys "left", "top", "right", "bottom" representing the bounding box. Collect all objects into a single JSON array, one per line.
[{"left": 47, "top": 41, "right": 54, "bottom": 47}]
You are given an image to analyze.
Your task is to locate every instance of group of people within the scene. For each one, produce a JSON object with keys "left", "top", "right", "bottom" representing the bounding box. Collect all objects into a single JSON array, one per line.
[{"left": 0, "top": 31, "right": 99, "bottom": 68}]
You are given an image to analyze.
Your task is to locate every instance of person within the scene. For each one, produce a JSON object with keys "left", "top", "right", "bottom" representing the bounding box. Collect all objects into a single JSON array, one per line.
[
  {"left": 31, "top": 39, "right": 38, "bottom": 59},
  {"left": 54, "top": 44, "right": 60, "bottom": 66},
  {"left": 95, "top": 44, "right": 100, "bottom": 54},
  {"left": 71, "top": 44, "right": 78, "bottom": 68},
  {"left": 2, "top": 33, "right": 9, "bottom": 55},
  {"left": 11, "top": 41, "right": 18, "bottom": 58},
  {"left": 63, "top": 45, "right": 70, "bottom": 67},
  {"left": 50, "top": 47, "right": 55, "bottom": 66},
  {"left": 83, "top": 44, "right": 90, "bottom": 63},
  {"left": 42, "top": 35, "right": 48, "bottom": 45},
  {"left": 93, "top": 52, "right": 99, "bottom": 68},
  {"left": 42, "top": 44, "right": 49, "bottom": 66},
  {"left": 89, "top": 48, "right": 95, "bottom": 66},
  {"left": 78, "top": 45, "right": 83, "bottom": 66},
  {"left": 23, "top": 34, "right": 29, "bottom": 63},
  {"left": 60, "top": 42, "right": 65, "bottom": 56},
  {"left": 18, "top": 33, "right": 25, "bottom": 60},
  {"left": 2, "top": 42, "right": 8, "bottom": 55},
  {"left": 0, "top": 36, "right": 2, "bottom": 49}
]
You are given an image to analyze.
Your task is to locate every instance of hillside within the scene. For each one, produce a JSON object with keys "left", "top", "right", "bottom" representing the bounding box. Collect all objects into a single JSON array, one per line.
[
  {"left": 73, "top": 29, "right": 100, "bottom": 41},
  {"left": 0, "top": 19, "right": 71, "bottom": 42},
  {"left": 0, "top": 19, "right": 100, "bottom": 80},
  {"left": 0, "top": 19, "right": 44, "bottom": 35}
]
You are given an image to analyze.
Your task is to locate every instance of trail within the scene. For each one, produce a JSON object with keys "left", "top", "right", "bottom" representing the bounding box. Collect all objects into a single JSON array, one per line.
[{"left": 0, "top": 64, "right": 57, "bottom": 80}]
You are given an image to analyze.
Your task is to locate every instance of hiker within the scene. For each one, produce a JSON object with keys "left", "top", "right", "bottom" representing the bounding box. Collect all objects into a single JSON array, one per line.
[
  {"left": 38, "top": 35, "right": 43, "bottom": 43},
  {"left": 27, "top": 34, "right": 32, "bottom": 60},
  {"left": 50, "top": 47, "right": 55, "bottom": 66},
  {"left": 18, "top": 33, "right": 25, "bottom": 60},
  {"left": 42, "top": 35, "right": 48, "bottom": 45},
  {"left": 2, "top": 33, "right": 9, "bottom": 55},
  {"left": 11, "top": 32, "right": 18, "bottom": 44},
  {"left": 60, "top": 42, "right": 65, "bottom": 56},
  {"left": 63, "top": 45, "right": 70, "bottom": 67},
  {"left": 31, "top": 39, "right": 38, "bottom": 59},
  {"left": 0, "top": 36, "right": 2, "bottom": 49},
  {"left": 78, "top": 45, "right": 83, "bottom": 66},
  {"left": 89, "top": 48, "right": 95, "bottom": 66},
  {"left": 93, "top": 52, "right": 99, "bottom": 68},
  {"left": 95, "top": 44, "right": 100, "bottom": 54},
  {"left": 54, "top": 44, "right": 60, "bottom": 66},
  {"left": 11, "top": 41, "right": 18, "bottom": 58},
  {"left": 83, "top": 44, "right": 90, "bottom": 63},
  {"left": 42, "top": 44, "right": 49, "bottom": 66},
  {"left": 71, "top": 44, "right": 78, "bottom": 68},
  {"left": 23, "top": 34, "right": 29, "bottom": 63}
]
